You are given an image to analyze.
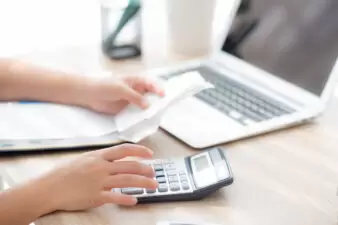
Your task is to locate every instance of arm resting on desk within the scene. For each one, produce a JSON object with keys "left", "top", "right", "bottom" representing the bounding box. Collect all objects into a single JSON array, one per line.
[
  {"left": 0, "top": 144, "right": 157, "bottom": 225},
  {"left": 0, "top": 177, "right": 56, "bottom": 225},
  {"left": 0, "top": 58, "right": 163, "bottom": 114},
  {"left": 0, "top": 58, "right": 91, "bottom": 106}
]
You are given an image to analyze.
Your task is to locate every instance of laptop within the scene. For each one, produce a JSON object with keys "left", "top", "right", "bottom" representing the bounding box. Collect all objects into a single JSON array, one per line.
[{"left": 150, "top": 0, "right": 338, "bottom": 149}]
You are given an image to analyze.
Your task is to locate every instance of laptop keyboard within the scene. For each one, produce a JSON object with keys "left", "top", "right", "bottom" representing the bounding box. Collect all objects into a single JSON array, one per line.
[{"left": 161, "top": 66, "right": 296, "bottom": 125}]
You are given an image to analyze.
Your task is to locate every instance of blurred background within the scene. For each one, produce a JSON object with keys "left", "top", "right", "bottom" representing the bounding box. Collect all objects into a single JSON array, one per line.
[
  {"left": 0, "top": 0, "right": 337, "bottom": 95},
  {"left": 0, "top": 0, "right": 101, "bottom": 57}
]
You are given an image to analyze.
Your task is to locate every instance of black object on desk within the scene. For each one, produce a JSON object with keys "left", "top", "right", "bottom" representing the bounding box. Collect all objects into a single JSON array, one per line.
[{"left": 101, "top": 0, "right": 142, "bottom": 60}]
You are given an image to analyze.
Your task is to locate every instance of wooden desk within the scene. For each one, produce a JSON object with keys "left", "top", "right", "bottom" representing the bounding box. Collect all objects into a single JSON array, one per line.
[
  {"left": 0, "top": 1, "right": 338, "bottom": 225},
  {"left": 0, "top": 44, "right": 337, "bottom": 225}
]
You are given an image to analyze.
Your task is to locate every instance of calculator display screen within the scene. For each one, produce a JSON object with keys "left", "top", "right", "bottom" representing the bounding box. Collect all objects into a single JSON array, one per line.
[{"left": 194, "top": 155, "right": 209, "bottom": 172}]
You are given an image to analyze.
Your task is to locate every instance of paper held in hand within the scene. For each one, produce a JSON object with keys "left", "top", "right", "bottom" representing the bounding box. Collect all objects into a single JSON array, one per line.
[
  {"left": 114, "top": 71, "right": 213, "bottom": 142},
  {"left": 0, "top": 71, "right": 212, "bottom": 144}
]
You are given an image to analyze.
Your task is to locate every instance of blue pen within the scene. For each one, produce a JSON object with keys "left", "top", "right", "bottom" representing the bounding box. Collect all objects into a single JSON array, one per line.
[{"left": 19, "top": 101, "right": 38, "bottom": 103}]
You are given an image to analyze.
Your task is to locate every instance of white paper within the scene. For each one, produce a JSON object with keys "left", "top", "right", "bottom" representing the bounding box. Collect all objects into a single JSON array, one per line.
[
  {"left": 0, "top": 103, "right": 117, "bottom": 140},
  {"left": 115, "top": 71, "right": 213, "bottom": 142}
]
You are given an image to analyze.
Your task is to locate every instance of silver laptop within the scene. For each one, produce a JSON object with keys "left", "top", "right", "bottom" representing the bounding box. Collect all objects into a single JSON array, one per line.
[{"left": 151, "top": 0, "right": 338, "bottom": 149}]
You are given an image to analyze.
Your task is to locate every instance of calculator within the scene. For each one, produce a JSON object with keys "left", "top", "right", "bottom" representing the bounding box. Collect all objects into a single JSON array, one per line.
[{"left": 113, "top": 147, "right": 234, "bottom": 203}]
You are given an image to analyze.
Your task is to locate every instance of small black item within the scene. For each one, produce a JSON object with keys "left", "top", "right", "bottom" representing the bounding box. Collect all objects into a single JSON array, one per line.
[
  {"left": 101, "top": 0, "right": 142, "bottom": 60},
  {"left": 103, "top": 44, "right": 141, "bottom": 60}
]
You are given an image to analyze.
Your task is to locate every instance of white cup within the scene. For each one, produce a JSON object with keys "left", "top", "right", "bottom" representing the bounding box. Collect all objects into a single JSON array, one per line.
[{"left": 165, "top": 0, "right": 216, "bottom": 56}]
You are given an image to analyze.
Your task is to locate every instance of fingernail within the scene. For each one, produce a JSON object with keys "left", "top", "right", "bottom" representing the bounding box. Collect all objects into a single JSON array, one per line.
[
  {"left": 147, "top": 149, "right": 154, "bottom": 155},
  {"left": 132, "top": 197, "right": 138, "bottom": 204},
  {"left": 141, "top": 99, "right": 149, "bottom": 108}
]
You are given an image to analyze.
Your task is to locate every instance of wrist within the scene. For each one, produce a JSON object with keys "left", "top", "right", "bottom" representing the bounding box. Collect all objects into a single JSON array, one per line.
[
  {"left": 0, "top": 60, "right": 92, "bottom": 107},
  {"left": 22, "top": 177, "right": 58, "bottom": 216},
  {"left": 0, "top": 178, "right": 58, "bottom": 224}
]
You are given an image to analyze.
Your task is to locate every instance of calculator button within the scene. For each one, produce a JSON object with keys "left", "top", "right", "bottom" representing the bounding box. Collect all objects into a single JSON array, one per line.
[
  {"left": 168, "top": 175, "right": 178, "bottom": 183},
  {"left": 179, "top": 175, "right": 188, "bottom": 181},
  {"left": 181, "top": 181, "right": 190, "bottom": 190},
  {"left": 154, "top": 160, "right": 162, "bottom": 165},
  {"left": 214, "top": 162, "right": 230, "bottom": 180},
  {"left": 165, "top": 163, "right": 175, "bottom": 170},
  {"left": 146, "top": 189, "right": 156, "bottom": 194},
  {"left": 166, "top": 170, "right": 177, "bottom": 176},
  {"left": 169, "top": 182, "right": 180, "bottom": 191},
  {"left": 154, "top": 164, "right": 163, "bottom": 171},
  {"left": 158, "top": 183, "right": 168, "bottom": 192},
  {"left": 121, "top": 188, "right": 144, "bottom": 195},
  {"left": 156, "top": 171, "right": 165, "bottom": 177},
  {"left": 179, "top": 171, "right": 186, "bottom": 175},
  {"left": 156, "top": 176, "right": 167, "bottom": 183},
  {"left": 162, "top": 159, "right": 174, "bottom": 164}
]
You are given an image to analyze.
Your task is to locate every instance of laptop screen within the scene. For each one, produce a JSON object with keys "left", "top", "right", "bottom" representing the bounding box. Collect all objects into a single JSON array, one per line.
[{"left": 221, "top": 0, "right": 338, "bottom": 96}]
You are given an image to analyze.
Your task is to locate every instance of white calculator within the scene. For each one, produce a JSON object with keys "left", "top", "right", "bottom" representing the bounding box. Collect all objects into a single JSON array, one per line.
[{"left": 113, "top": 147, "right": 234, "bottom": 203}]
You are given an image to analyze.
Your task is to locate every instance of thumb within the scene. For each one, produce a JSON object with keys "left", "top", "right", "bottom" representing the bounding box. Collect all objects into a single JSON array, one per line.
[{"left": 117, "top": 83, "right": 148, "bottom": 108}]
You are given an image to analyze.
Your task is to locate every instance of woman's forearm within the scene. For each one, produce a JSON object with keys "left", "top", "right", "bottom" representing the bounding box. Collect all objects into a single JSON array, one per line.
[
  {"left": 0, "top": 58, "right": 90, "bottom": 106},
  {"left": 0, "top": 178, "right": 56, "bottom": 225}
]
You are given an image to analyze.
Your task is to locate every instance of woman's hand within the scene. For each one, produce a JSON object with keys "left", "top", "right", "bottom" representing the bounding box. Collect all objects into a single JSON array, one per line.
[
  {"left": 84, "top": 75, "right": 165, "bottom": 114},
  {"left": 37, "top": 144, "right": 157, "bottom": 211}
]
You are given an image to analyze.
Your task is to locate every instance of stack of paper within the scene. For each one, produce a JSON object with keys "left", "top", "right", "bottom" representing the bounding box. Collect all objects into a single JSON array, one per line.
[{"left": 0, "top": 103, "right": 117, "bottom": 140}]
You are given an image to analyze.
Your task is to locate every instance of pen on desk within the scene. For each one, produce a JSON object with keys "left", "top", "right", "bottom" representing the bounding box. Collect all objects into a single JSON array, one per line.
[
  {"left": 18, "top": 101, "right": 40, "bottom": 104},
  {"left": 19, "top": 100, "right": 40, "bottom": 104}
]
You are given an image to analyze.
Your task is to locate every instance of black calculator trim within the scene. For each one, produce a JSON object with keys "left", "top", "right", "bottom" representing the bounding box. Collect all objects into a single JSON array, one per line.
[{"left": 136, "top": 147, "right": 234, "bottom": 203}]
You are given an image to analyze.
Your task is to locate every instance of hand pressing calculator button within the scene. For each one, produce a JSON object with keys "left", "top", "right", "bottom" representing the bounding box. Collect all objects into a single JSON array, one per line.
[{"left": 113, "top": 147, "right": 234, "bottom": 203}]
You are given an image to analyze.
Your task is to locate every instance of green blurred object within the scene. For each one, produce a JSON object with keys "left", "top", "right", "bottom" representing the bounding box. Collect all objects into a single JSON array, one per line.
[{"left": 101, "top": 0, "right": 141, "bottom": 60}]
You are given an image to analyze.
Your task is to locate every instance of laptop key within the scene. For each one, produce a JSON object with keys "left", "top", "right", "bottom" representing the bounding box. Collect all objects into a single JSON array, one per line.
[
  {"left": 216, "top": 103, "right": 232, "bottom": 114},
  {"left": 222, "top": 99, "right": 265, "bottom": 122},
  {"left": 229, "top": 111, "right": 242, "bottom": 120},
  {"left": 242, "top": 118, "right": 255, "bottom": 125},
  {"left": 196, "top": 92, "right": 217, "bottom": 106}
]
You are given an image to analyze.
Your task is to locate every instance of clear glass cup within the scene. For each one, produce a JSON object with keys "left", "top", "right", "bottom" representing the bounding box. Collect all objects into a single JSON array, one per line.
[{"left": 100, "top": 0, "right": 142, "bottom": 60}]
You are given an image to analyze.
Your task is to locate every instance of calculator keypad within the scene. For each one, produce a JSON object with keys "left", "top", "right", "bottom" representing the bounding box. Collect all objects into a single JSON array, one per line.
[{"left": 118, "top": 159, "right": 193, "bottom": 197}]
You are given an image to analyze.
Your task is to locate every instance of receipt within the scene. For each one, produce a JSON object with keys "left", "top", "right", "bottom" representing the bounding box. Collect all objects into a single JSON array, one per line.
[{"left": 114, "top": 71, "right": 213, "bottom": 142}]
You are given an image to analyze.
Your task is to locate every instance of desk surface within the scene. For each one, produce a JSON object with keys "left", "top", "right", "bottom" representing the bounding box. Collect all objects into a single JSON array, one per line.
[
  {"left": 0, "top": 50, "right": 338, "bottom": 225},
  {"left": 0, "top": 0, "right": 338, "bottom": 225},
  {"left": 1, "top": 86, "right": 338, "bottom": 225}
]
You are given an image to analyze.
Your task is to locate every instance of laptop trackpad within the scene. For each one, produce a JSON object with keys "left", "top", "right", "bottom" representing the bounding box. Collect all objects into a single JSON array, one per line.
[{"left": 160, "top": 97, "right": 243, "bottom": 146}]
